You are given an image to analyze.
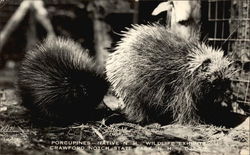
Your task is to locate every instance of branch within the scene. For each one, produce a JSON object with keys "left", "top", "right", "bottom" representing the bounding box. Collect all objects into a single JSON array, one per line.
[{"left": 0, "top": 0, "right": 32, "bottom": 53}]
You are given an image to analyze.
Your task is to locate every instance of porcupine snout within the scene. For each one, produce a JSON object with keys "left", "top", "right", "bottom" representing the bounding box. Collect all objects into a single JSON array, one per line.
[
  {"left": 211, "top": 76, "right": 230, "bottom": 92},
  {"left": 206, "top": 67, "right": 231, "bottom": 95},
  {"left": 208, "top": 70, "right": 225, "bottom": 83}
]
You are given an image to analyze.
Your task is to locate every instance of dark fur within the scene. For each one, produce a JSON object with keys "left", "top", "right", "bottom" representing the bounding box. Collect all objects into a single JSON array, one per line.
[
  {"left": 106, "top": 24, "right": 234, "bottom": 125},
  {"left": 17, "top": 37, "right": 109, "bottom": 122}
]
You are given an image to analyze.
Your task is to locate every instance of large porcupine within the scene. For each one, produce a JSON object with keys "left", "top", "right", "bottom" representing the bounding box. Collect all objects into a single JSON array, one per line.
[
  {"left": 17, "top": 37, "right": 109, "bottom": 123},
  {"left": 106, "top": 24, "right": 238, "bottom": 126}
]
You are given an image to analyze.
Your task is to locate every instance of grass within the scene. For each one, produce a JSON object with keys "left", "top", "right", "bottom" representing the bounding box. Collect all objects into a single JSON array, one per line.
[{"left": 0, "top": 88, "right": 249, "bottom": 155}]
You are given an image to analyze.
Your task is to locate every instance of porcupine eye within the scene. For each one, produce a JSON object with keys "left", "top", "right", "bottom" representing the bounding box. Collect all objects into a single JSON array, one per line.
[
  {"left": 200, "top": 58, "right": 211, "bottom": 72},
  {"left": 193, "top": 58, "right": 212, "bottom": 79}
]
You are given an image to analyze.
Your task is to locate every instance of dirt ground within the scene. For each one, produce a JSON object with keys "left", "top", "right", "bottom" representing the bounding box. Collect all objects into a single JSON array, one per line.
[{"left": 0, "top": 68, "right": 249, "bottom": 155}]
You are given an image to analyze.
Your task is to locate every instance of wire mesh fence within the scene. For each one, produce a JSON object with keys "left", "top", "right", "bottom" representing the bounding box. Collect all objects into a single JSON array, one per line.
[{"left": 207, "top": 0, "right": 250, "bottom": 115}]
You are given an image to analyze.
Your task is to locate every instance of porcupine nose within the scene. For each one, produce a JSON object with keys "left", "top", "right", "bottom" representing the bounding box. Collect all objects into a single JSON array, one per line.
[{"left": 211, "top": 72, "right": 230, "bottom": 92}]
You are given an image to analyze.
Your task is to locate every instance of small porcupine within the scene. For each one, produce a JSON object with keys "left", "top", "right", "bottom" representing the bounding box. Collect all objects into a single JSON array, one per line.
[
  {"left": 17, "top": 37, "right": 109, "bottom": 122},
  {"left": 106, "top": 24, "right": 236, "bottom": 126}
]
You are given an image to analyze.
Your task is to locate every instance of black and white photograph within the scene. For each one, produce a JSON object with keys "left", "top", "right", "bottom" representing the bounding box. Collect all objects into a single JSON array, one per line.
[{"left": 0, "top": 0, "right": 249, "bottom": 154}]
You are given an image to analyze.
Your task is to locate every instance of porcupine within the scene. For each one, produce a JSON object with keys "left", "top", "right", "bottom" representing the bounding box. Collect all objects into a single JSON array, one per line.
[
  {"left": 106, "top": 24, "right": 236, "bottom": 126},
  {"left": 17, "top": 37, "right": 109, "bottom": 123}
]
